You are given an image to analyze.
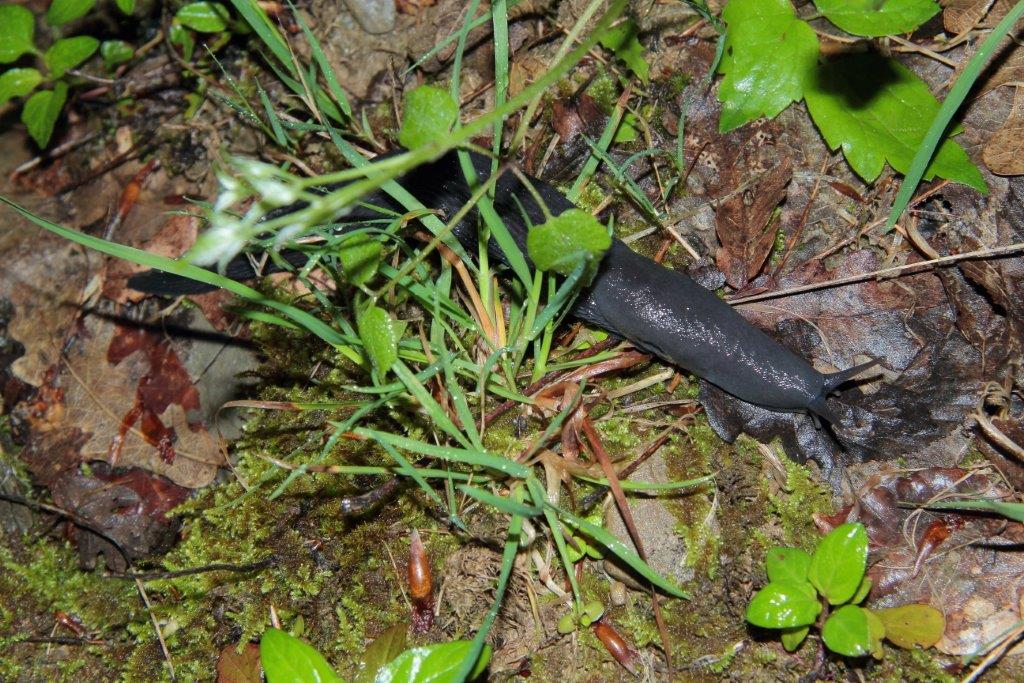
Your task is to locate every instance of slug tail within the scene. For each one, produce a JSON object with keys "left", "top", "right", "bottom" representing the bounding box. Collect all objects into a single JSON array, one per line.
[{"left": 822, "top": 359, "right": 879, "bottom": 394}]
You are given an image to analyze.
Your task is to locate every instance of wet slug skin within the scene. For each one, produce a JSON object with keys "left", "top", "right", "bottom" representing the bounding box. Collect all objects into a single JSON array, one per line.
[{"left": 129, "top": 150, "right": 874, "bottom": 422}]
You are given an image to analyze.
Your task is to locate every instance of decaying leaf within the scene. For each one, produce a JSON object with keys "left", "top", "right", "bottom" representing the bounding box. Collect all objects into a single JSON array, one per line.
[
  {"left": 715, "top": 157, "right": 792, "bottom": 290},
  {"left": 24, "top": 315, "right": 221, "bottom": 488},
  {"left": 216, "top": 642, "right": 262, "bottom": 683},
  {"left": 942, "top": 0, "right": 996, "bottom": 34},
  {"left": 983, "top": 87, "right": 1024, "bottom": 176}
]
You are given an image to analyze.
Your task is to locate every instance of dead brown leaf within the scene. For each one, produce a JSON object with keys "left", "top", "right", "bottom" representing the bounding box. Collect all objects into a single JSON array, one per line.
[
  {"left": 101, "top": 213, "right": 200, "bottom": 304},
  {"left": 983, "top": 87, "right": 1024, "bottom": 176},
  {"left": 216, "top": 642, "right": 262, "bottom": 683},
  {"left": 715, "top": 158, "right": 792, "bottom": 290},
  {"left": 942, "top": 0, "right": 996, "bottom": 34}
]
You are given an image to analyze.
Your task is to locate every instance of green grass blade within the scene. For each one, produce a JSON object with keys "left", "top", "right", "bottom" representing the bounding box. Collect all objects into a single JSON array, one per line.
[
  {"left": 458, "top": 483, "right": 541, "bottom": 517},
  {"left": 228, "top": 0, "right": 293, "bottom": 72},
  {"left": 886, "top": 0, "right": 1024, "bottom": 228},
  {"left": 391, "top": 360, "right": 473, "bottom": 450},
  {"left": 556, "top": 504, "right": 689, "bottom": 598},
  {"left": 910, "top": 498, "right": 1024, "bottom": 523},
  {"left": 574, "top": 473, "right": 715, "bottom": 491},
  {"left": 526, "top": 477, "right": 582, "bottom": 604},
  {"left": 356, "top": 429, "right": 530, "bottom": 478}
]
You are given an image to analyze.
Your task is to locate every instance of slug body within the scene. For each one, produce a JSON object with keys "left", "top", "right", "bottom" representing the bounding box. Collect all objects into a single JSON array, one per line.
[{"left": 130, "top": 150, "right": 867, "bottom": 421}]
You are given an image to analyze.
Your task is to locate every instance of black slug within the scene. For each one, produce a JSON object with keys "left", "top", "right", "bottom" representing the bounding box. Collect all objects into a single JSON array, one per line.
[{"left": 129, "top": 150, "right": 873, "bottom": 422}]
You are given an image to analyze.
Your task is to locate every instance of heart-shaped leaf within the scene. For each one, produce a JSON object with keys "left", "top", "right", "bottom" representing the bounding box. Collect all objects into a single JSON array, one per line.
[
  {"left": 765, "top": 546, "right": 812, "bottom": 585},
  {"left": 821, "top": 605, "right": 872, "bottom": 657},
  {"left": 746, "top": 581, "right": 822, "bottom": 629}
]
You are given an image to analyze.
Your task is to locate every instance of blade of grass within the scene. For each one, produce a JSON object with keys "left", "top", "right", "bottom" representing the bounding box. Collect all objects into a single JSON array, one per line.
[
  {"left": 356, "top": 429, "right": 531, "bottom": 479},
  {"left": 886, "top": 0, "right": 1024, "bottom": 228}
]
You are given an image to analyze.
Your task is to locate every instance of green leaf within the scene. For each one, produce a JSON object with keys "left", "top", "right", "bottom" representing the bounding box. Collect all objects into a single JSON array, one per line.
[
  {"left": 814, "top": 0, "right": 939, "bottom": 37},
  {"left": 526, "top": 208, "right": 610, "bottom": 278},
  {"left": 398, "top": 85, "right": 458, "bottom": 150},
  {"left": 169, "top": 23, "right": 196, "bottom": 61},
  {"left": 765, "top": 547, "right": 812, "bottom": 585},
  {"left": 851, "top": 576, "right": 872, "bottom": 604},
  {"left": 804, "top": 53, "right": 985, "bottom": 191},
  {"left": 865, "top": 607, "right": 886, "bottom": 659},
  {"left": 780, "top": 626, "right": 809, "bottom": 652},
  {"left": 175, "top": 1, "right": 231, "bottom": 32},
  {"left": 260, "top": 628, "right": 342, "bottom": 683},
  {"left": 44, "top": 36, "right": 99, "bottom": 78},
  {"left": 45, "top": 0, "right": 97, "bottom": 26},
  {"left": 0, "top": 68, "right": 42, "bottom": 106},
  {"left": 357, "top": 304, "right": 399, "bottom": 375},
  {"left": 599, "top": 18, "right": 649, "bottom": 83},
  {"left": 21, "top": 82, "right": 68, "bottom": 148},
  {"left": 745, "top": 581, "right": 822, "bottom": 629},
  {"left": 355, "top": 623, "right": 408, "bottom": 683},
  {"left": 375, "top": 640, "right": 491, "bottom": 683},
  {"left": 337, "top": 233, "right": 382, "bottom": 285},
  {"left": 100, "top": 40, "right": 134, "bottom": 70},
  {"left": 0, "top": 5, "right": 37, "bottom": 63},
  {"left": 821, "top": 605, "right": 872, "bottom": 657},
  {"left": 916, "top": 498, "right": 1024, "bottom": 523},
  {"left": 873, "top": 604, "right": 945, "bottom": 649},
  {"left": 114, "top": 0, "right": 135, "bottom": 14},
  {"left": 808, "top": 522, "right": 867, "bottom": 605},
  {"left": 717, "top": 0, "right": 819, "bottom": 132}
]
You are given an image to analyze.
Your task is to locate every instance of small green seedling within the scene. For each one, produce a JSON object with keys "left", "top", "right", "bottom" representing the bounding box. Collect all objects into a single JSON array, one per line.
[
  {"left": 746, "top": 522, "right": 945, "bottom": 658},
  {"left": 557, "top": 599, "right": 605, "bottom": 634},
  {"left": 169, "top": 1, "right": 239, "bottom": 62},
  {"left": 0, "top": 0, "right": 136, "bottom": 147}
]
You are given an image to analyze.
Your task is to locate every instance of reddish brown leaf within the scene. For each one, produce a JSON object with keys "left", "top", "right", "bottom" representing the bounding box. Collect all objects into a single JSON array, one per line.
[
  {"left": 715, "top": 158, "right": 792, "bottom": 290},
  {"left": 983, "top": 87, "right": 1024, "bottom": 176},
  {"left": 216, "top": 642, "right": 262, "bottom": 683}
]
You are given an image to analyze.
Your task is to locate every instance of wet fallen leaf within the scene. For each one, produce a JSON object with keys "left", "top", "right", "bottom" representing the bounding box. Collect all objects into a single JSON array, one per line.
[
  {"left": 983, "top": 87, "right": 1024, "bottom": 176},
  {"left": 715, "top": 157, "right": 792, "bottom": 289}
]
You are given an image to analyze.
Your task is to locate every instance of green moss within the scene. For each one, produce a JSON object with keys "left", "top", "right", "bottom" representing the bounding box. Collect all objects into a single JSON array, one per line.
[{"left": 765, "top": 451, "right": 834, "bottom": 549}]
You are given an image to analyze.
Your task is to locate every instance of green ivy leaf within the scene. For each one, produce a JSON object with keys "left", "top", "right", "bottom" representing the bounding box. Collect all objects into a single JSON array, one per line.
[
  {"left": 745, "top": 581, "right": 822, "bottom": 629},
  {"left": 765, "top": 547, "right": 812, "bottom": 585},
  {"left": 114, "top": 0, "right": 135, "bottom": 14},
  {"left": 0, "top": 5, "right": 37, "bottom": 63},
  {"left": 357, "top": 304, "right": 399, "bottom": 375},
  {"left": 44, "top": 36, "right": 100, "bottom": 78},
  {"left": 355, "top": 623, "right": 408, "bottom": 683},
  {"left": 22, "top": 82, "right": 68, "bottom": 148},
  {"left": 375, "top": 640, "right": 491, "bottom": 683},
  {"left": 259, "top": 628, "right": 342, "bottom": 683},
  {"left": 804, "top": 53, "right": 986, "bottom": 192},
  {"left": 599, "top": 19, "right": 649, "bottom": 83},
  {"left": 100, "top": 40, "right": 134, "bottom": 70},
  {"left": 46, "top": 0, "right": 98, "bottom": 26},
  {"left": 808, "top": 522, "right": 868, "bottom": 605},
  {"left": 780, "top": 625, "right": 809, "bottom": 652},
  {"left": 717, "top": 0, "right": 819, "bottom": 132},
  {"left": 0, "top": 68, "right": 43, "bottom": 106},
  {"left": 526, "top": 208, "right": 610, "bottom": 278},
  {"left": 821, "top": 605, "right": 872, "bottom": 657},
  {"left": 398, "top": 85, "right": 458, "bottom": 150},
  {"left": 337, "top": 233, "right": 382, "bottom": 286},
  {"left": 175, "top": 1, "right": 230, "bottom": 32},
  {"left": 814, "top": 0, "right": 939, "bottom": 38},
  {"left": 872, "top": 604, "right": 945, "bottom": 649}
]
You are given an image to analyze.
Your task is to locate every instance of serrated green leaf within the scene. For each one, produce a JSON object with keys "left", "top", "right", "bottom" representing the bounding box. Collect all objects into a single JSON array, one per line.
[
  {"left": 808, "top": 522, "right": 867, "bottom": 605},
  {"left": 398, "top": 85, "right": 458, "bottom": 150},
  {"left": 100, "top": 40, "right": 134, "bottom": 70},
  {"left": 526, "top": 208, "right": 610, "bottom": 277},
  {"left": 765, "top": 547, "right": 812, "bottom": 585},
  {"left": 355, "top": 623, "right": 408, "bottom": 683},
  {"left": 873, "top": 604, "right": 945, "bottom": 649},
  {"left": 46, "top": 0, "right": 97, "bottom": 26},
  {"left": 337, "top": 233, "right": 382, "bottom": 285},
  {"left": 175, "top": 1, "right": 230, "bottom": 32},
  {"left": 804, "top": 53, "right": 985, "bottom": 191},
  {"left": 45, "top": 36, "right": 99, "bottom": 78},
  {"left": 780, "top": 625, "right": 809, "bottom": 652},
  {"left": 114, "top": 0, "right": 135, "bottom": 14},
  {"left": 22, "top": 82, "right": 68, "bottom": 148},
  {"left": 357, "top": 304, "right": 399, "bottom": 375},
  {"left": 745, "top": 581, "right": 822, "bottom": 629},
  {"left": 599, "top": 18, "right": 649, "bottom": 83},
  {"left": 375, "top": 641, "right": 491, "bottom": 683},
  {"left": 0, "top": 68, "right": 42, "bottom": 106},
  {"left": 821, "top": 605, "right": 871, "bottom": 657},
  {"left": 0, "top": 5, "right": 37, "bottom": 63},
  {"left": 717, "top": 0, "right": 819, "bottom": 132},
  {"left": 260, "top": 628, "right": 342, "bottom": 683},
  {"left": 814, "top": 0, "right": 939, "bottom": 37}
]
